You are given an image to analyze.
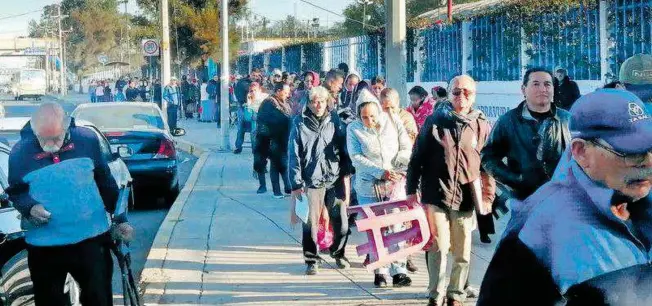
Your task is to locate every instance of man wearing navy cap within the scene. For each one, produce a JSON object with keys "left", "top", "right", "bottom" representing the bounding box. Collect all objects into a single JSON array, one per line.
[{"left": 478, "top": 89, "right": 652, "bottom": 305}]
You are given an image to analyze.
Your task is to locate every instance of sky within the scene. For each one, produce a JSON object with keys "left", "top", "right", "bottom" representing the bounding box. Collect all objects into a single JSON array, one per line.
[{"left": 0, "top": 0, "right": 350, "bottom": 39}]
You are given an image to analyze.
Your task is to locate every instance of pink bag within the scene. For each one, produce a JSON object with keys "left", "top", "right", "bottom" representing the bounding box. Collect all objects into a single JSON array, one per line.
[{"left": 317, "top": 213, "right": 334, "bottom": 251}]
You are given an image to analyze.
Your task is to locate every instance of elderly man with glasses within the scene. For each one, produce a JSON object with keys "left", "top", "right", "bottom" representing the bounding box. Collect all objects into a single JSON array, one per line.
[
  {"left": 407, "top": 75, "right": 496, "bottom": 306},
  {"left": 6, "top": 102, "right": 132, "bottom": 306},
  {"left": 478, "top": 89, "right": 652, "bottom": 305}
]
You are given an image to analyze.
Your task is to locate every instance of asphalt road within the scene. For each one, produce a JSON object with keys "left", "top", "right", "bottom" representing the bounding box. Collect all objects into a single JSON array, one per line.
[{"left": 0, "top": 94, "right": 198, "bottom": 305}]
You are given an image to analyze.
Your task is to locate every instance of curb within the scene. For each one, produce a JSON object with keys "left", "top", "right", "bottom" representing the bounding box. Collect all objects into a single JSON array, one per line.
[{"left": 139, "top": 138, "right": 208, "bottom": 303}]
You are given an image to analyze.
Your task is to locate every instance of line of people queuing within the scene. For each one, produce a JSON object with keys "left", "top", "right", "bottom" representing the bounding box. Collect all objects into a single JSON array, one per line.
[{"left": 231, "top": 53, "right": 652, "bottom": 306}]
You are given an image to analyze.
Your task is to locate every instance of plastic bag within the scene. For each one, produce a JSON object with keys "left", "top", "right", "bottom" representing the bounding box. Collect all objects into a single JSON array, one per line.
[{"left": 317, "top": 212, "right": 334, "bottom": 251}]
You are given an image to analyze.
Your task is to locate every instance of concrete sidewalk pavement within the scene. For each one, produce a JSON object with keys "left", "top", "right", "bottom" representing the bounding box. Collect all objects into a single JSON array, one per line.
[{"left": 140, "top": 119, "right": 507, "bottom": 305}]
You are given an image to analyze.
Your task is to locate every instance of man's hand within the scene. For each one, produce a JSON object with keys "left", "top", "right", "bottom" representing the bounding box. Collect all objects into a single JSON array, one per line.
[
  {"left": 406, "top": 194, "right": 420, "bottom": 205},
  {"left": 30, "top": 204, "right": 51, "bottom": 224},
  {"left": 290, "top": 210, "right": 299, "bottom": 229},
  {"left": 291, "top": 188, "right": 304, "bottom": 201},
  {"left": 114, "top": 223, "right": 134, "bottom": 242}
]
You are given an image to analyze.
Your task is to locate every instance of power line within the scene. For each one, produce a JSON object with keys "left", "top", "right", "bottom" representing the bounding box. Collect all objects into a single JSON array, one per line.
[
  {"left": 297, "top": 0, "right": 380, "bottom": 29},
  {"left": 0, "top": 9, "right": 43, "bottom": 22}
]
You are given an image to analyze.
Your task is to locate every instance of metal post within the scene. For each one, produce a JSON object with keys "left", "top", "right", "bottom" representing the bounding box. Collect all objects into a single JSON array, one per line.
[
  {"left": 45, "top": 42, "right": 50, "bottom": 93},
  {"left": 220, "top": 0, "right": 231, "bottom": 151},
  {"left": 385, "top": 0, "right": 407, "bottom": 105},
  {"left": 57, "top": 4, "right": 66, "bottom": 96},
  {"left": 161, "top": 0, "right": 171, "bottom": 121}
]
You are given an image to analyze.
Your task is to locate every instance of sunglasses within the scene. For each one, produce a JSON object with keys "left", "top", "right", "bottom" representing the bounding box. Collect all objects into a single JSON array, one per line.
[
  {"left": 589, "top": 139, "right": 651, "bottom": 165},
  {"left": 452, "top": 88, "right": 475, "bottom": 97}
]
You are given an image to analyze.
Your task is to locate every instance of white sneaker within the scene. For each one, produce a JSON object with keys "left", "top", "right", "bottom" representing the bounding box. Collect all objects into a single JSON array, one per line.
[{"left": 466, "top": 285, "right": 480, "bottom": 298}]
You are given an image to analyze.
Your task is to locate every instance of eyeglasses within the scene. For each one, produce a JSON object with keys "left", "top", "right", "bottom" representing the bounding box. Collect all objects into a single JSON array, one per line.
[
  {"left": 589, "top": 139, "right": 651, "bottom": 165},
  {"left": 452, "top": 88, "right": 475, "bottom": 97}
]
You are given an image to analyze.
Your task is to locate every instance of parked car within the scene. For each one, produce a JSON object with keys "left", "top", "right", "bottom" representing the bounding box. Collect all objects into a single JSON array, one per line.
[{"left": 71, "top": 102, "right": 185, "bottom": 206}]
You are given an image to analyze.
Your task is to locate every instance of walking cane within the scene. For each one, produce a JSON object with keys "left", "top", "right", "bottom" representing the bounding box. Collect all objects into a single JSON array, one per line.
[{"left": 111, "top": 182, "right": 142, "bottom": 306}]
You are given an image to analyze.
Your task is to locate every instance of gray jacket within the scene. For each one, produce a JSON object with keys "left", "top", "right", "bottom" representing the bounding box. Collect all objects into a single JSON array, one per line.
[
  {"left": 346, "top": 113, "right": 412, "bottom": 198},
  {"left": 288, "top": 109, "right": 351, "bottom": 190}
]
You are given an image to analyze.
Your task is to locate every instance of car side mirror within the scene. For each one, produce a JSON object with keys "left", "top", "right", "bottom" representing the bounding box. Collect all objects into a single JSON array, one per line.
[{"left": 172, "top": 128, "right": 186, "bottom": 137}]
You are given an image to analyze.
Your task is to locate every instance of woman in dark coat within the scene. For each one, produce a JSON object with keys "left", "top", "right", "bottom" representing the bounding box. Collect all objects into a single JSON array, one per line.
[{"left": 254, "top": 82, "right": 293, "bottom": 198}]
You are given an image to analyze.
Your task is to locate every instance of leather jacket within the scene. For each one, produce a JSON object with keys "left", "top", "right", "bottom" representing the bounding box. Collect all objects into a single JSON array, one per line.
[{"left": 481, "top": 101, "right": 571, "bottom": 200}]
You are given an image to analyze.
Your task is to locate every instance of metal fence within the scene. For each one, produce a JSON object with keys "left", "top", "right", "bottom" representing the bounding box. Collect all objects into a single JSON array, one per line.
[
  {"left": 420, "top": 23, "right": 463, "bottom": 82},
  {"left": 234, "top": 1, "right": 650, "bottom": 83},
  {"left": 608, "top": 0, "right": 652, "bottom": 78},
  {"left": 469, "top": 15, "right": 521, "bottom": 81},
  {"left": 252, "top": 53, "right": 265, "bottom": 71},
  {"left": 236, "top": 56, "right": 249, "bottom": 76}
]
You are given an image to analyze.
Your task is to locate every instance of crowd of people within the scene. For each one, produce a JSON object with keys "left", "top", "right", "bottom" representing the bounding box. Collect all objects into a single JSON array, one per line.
[{"left": 227, "top": 53, "right": 652, "bottom": 306}]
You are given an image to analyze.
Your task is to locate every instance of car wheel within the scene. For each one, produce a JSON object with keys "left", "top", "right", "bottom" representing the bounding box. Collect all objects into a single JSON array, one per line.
[
  {"left": 163, "top": 183, "right": 180, "bottom": 208},
  {"left": 1, "top": 250, "right": 81, "bottom": 306}
]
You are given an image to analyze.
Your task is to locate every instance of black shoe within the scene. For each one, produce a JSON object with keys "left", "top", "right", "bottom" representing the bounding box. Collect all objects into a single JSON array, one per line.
[
  {"left": 273, "top": 193, "right": 284, "bottom": 199},
  {"left": 285, "top": 188, "right": 292, "bottom": 195},
  {"left": 233, "top": 149, "right": 242, "bottom": 154},
  {"left": 373, "top": 274, "right": 387, "bottom": 288},
  {"left": 392, "top": 273, "right": 412, "bottom": 287},
  {"left": 305, "top": 263, "right": 318, "bottom": 275},
  {"left": 428, "top": 297, "right": 441, "bottom": 306},
  {"left": 406, "top": 258, "right": 418, "bottom": 273},
  {"left": 257, "top": 186, "right": 267, "bottom": 194},
  {"left": 335, "top": 257, "right": 351, "bottom": 269},
  {"left": 480, "top": 233, "right": 492, "bottom": 244}
]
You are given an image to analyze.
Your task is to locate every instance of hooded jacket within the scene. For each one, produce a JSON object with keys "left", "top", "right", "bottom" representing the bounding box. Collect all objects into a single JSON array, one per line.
[
  {"left": 288, "top": 108, "right": 351, "bottom": 190},
  {"left": 346, "top": 93, "right": 412, "bottom": 199},
  {"left": 407, "top": 102, "right": 496, "bottom": 211},
  {"left": 478, "top": 149, "right": 652, "bottom": 305},
  {"left": 290, "top": 71, "right": 321, "bottom": 116},
  {"left": 6, "top": 119, "right": 119, "bottom": 247},
  {"left": 339, "top": 71, "right": 363, "bottom": 111}
]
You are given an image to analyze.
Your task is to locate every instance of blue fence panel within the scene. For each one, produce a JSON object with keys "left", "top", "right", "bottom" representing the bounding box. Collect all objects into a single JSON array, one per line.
[
  {"left": 328, "top": 38, "right": 350, "bottom": 70},
  {"left": 469, "top": 15, "right": 521, "bottom": 81},
  {"left": 405, "top": 29, "right": 415, "bottom": 82},
  {"left": 251, "top": 53, "right": 265, "bottom": 71},
  {"left": 269, "top": 49, "right": 283, "bottom": 71},
  {"left": 236, "top": 56, "right": 249, "bottom": 76},
  {"left": 302, "top": 43, "right": 323, "bottom": 72},
  {"left": 420, "top": 23, "right": 463, "bottom": 82},
  {"left": 284, "top": 45, "right": 302, "bottom": 73},
  {"left": 353, "top": 35, "right": 379, "bottom": 80},
  {"left": 609, "top": 0, "right": 652, "bottom": 80},
  {"left": 527, "top": 7, "right": 601, "bottom": 80}
]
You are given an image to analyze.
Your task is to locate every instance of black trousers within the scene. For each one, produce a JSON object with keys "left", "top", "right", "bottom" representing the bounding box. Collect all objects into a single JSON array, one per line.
[
  {"left": 302, "top": 186, "right": 351, "bottom": 264},
  {"left": 27, "top": 232, "right": 113, "bottom": 306}
]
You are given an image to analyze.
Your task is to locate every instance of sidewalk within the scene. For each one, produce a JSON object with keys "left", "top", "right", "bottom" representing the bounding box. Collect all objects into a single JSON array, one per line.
[{"left": 140, "top": 119, "right": 508, "bottom": 305}]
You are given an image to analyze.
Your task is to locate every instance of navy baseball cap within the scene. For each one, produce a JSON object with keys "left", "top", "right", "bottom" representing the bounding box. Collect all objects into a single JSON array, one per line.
[{"left": 570, "top": 89, "right": 652, "bottom": 155}]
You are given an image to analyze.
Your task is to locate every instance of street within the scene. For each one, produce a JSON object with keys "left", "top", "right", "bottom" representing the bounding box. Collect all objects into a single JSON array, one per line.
[{"left": 0, "top": 94, "right": 198, "bottom": 305}]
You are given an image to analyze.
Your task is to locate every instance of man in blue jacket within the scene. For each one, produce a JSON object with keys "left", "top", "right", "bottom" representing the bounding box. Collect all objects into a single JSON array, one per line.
[
  {"left": 478, "top": 89, "right": 652, "bottom": 305},
  {"left": 7, "top": 103, "right": 132, "bottom": 306}
]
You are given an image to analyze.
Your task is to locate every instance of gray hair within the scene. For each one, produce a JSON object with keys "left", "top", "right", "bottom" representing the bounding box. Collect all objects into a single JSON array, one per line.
[
  {"left": 31, "top": 102, "right": 69, "bottom": 135},
  {"left": 380, "top": 88, "right": 400, "bottom": 103},
  {"left": 309, "top": 86, "right": 330, "bottom": 102}
]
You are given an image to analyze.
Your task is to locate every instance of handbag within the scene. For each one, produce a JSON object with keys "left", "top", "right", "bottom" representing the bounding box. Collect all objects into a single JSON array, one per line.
[{"left": 316, "top": 210, "right": 334, "bottom": 251}]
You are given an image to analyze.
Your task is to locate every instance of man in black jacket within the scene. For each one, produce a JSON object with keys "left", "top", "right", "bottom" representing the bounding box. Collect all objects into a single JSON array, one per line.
[
  {"left": 481, "top": 68, "right": 571, "bottom": 201},
  {"left": 407, "top": 75, "right": 496, "bottom": 306},
  {"left": 554, "top": 67, "right": 581, "bottom": 110},
  {"left": 288, "top": 86, "right": 352, "bottom": 276}
]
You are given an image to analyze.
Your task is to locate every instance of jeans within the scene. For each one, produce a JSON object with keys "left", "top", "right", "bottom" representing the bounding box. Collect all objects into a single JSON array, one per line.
[
  {"left": 214, "top": 101, "right": 221, "bottom": 126},
  {"left": 302, "top": 187, "right": 351, "bottom": 264},
  {"left": 269, "top": 154, "right": 291, "bottom": 195},
  {"left": 27, "top": 233, "right": 113, "bottom": 306},
  {"left": 167, "top": 104, "right": 179, "bottom": 130},
  {"left": 358, "top": 196, "right": 408, "bottom": 277},
  {"left": 90, "top": 94, "right": 96, "bottom": 103},
  {"left": 235, "top": 109, "right": 253, "bottom": 151}
]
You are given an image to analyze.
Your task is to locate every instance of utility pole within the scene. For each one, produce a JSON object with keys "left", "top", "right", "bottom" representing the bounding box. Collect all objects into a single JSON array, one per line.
[
  {"left": 385, "top": 0, "right": 407, "bottom": 105},
  {"left": 56, "top": 4, "right": 67, "bottom": 96},
  {"left": 294, "top": 2, "right": 298, "bottom": 38},
  {"left": 161, "top": 0, "right": 171, "bottom": 121},
  {"left": 220, "top": 0, "right": 230, "bottom": 151},
  {"left": 359, "top": 0, "right": 373, "bottom": 32}
]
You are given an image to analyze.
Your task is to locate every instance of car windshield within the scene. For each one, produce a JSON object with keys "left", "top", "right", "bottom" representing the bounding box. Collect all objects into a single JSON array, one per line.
[{"left": 74, "top": 105, "right": 165, "bottom": 130}]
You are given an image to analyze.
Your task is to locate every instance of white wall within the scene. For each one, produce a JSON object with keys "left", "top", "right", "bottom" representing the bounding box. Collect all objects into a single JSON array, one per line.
[{"left": 406, "top": 80, "right": 605, "bottom": 124}]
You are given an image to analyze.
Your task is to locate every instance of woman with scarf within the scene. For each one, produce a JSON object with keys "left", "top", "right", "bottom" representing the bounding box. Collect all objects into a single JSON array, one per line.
[
  {"left": 254, "top": 82, "right": 293, "bottom": 198},
  {"left": 290, "top": 71, "right": 321, "bottom": 116},
  {"left": 406, "top": 85, "right": 436, "bottom": 129}
]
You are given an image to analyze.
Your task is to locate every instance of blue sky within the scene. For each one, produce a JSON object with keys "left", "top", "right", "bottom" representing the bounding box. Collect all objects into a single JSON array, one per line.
[{"left": 0, "top": 0, "right": 349, "bottom": 39}]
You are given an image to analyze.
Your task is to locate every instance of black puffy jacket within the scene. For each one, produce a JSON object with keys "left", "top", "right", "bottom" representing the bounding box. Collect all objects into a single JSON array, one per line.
[{"left": 481, "top": 101, "right": 571, "bottom": 200}]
